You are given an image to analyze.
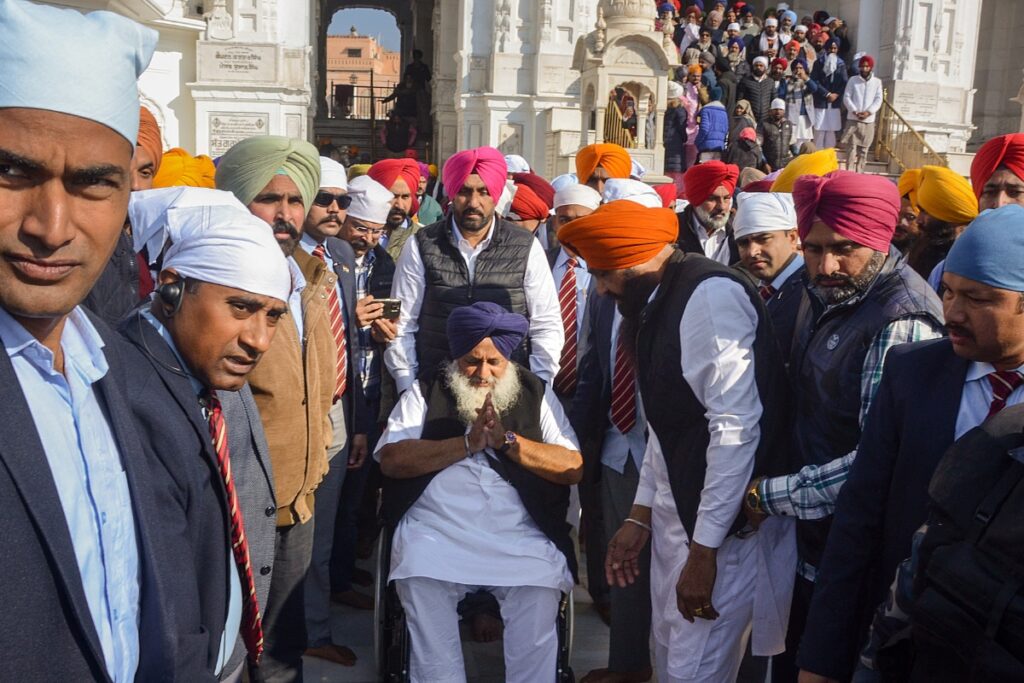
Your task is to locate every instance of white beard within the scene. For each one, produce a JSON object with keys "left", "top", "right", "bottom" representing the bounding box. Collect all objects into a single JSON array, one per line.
[{"left": 445, "top": 361, "right": 523, "bottom": 426}]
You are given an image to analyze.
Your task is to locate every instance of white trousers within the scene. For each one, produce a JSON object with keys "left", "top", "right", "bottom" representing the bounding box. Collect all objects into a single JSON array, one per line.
[{"left": 394, "top": 577, "right": 561, "bottom": 683}]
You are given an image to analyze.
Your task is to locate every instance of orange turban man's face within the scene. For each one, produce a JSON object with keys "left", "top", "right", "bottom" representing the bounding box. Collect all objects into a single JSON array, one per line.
[
  {"left": 979, "top": 167, "right": 1024, "bottom": 211},
  {"left": 131, "top": 144, "right": 157, "bottom": 191},
  {"left": 585, "top": 166, "right": 612, "bottom": 194}
]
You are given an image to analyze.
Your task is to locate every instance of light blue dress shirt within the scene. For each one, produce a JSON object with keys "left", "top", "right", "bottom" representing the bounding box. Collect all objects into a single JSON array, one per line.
[
  {"left": 551, "top": 249, "right": 591, "bottom": 345},
  {"left": 600, "top": 308, "right": 648, "bottom": 474},
  {"left": 286, "top": 255, "right": 307, "bottom": 343},
  {"left": 0, "top": 306, "right": 139, "bottom": 682},
  {"left": 768, "top": 252, "right": 805, "bottom": 290},
  {"left": 140, "top": 309, "right": 242, "bottom": 676}
]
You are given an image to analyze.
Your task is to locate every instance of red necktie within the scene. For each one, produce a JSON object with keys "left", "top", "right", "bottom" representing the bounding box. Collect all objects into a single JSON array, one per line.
[
  {"left": 312, "top": 245, "right": 348, "bottom": 402},
  {"left": 610, "top": 325, "right": 637, "bottom": 434},
  {"left": 986, "top": 370, "right": 1024, "bottom": 418},
  {"left": 205, "top": 391, "right": 264, "bottom": 663},
  {"left": 759, "top": 284, "right": 775, "bottom": 302},
  {"left": 553, "top": 257, "right": 579, "bottom": 396}
]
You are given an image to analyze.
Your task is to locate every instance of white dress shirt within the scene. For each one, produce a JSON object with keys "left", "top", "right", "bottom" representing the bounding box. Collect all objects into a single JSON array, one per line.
[
  {"left": 633, "top": 276, "right": 762, "bottom": 548},
  {"left": 955, "top": 361, "right": 1024, "bottom": 439},
  {"left": 689, "top": 216, "right": 733, "bottom": 265},
  {"left": 386, "top": 217, "right": 564, "bottom": 392},
  {"left": 374, "top": 381, "right": 577, "bottom": 592}
]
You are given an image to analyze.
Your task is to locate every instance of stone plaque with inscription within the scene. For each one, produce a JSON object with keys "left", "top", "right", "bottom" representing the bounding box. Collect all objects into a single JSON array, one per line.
[
  {"left": 891, "top": 81, "right": 939, "bottom": 121},
  {"left": 198, "top": 42, "right": 277, "bottom": 83},
  {"left": 208, "top": 112, "right": 269, "bottom": 156}
]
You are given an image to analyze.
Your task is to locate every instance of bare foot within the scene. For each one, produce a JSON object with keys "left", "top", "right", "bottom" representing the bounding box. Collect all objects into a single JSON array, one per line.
[
  {"left": 305, "top": 644, "right": 357, "bottom": 667},
  {"left": 468, "top": 612, "right": 504, "bottom": 642}
]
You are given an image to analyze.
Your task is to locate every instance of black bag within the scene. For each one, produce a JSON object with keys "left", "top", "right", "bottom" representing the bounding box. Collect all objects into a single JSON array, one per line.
[{"left": 911, "top": 404, "right": 1024, "bottom": 681}]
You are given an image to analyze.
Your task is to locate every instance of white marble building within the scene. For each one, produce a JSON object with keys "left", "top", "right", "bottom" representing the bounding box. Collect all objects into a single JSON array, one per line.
[{"left": 35, "top": 0, "right": 1024, "bottom": 173}]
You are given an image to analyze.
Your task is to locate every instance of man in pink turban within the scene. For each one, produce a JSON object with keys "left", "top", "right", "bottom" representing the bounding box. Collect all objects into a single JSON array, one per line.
[
  {"left": 743, "top": 170, "right": 944, "bottom": 683},
  {"left": 386, "top": 146, "right": 564, "bottom": 396}
]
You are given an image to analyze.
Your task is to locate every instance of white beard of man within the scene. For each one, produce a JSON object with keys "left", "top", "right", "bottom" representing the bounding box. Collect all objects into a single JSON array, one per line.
[{"left": 445, "top": 360, "right": 524, "bottom": 427}]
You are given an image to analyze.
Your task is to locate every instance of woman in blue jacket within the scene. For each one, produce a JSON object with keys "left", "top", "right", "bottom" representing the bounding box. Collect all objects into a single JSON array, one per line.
[{"left": 695, "top": 99, "right": 729, "bottom": 161}]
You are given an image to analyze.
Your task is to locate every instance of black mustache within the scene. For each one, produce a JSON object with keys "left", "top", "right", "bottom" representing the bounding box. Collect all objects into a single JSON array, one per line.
[{"left": 272, "top": 220, "right": 299, "bottom": 239}]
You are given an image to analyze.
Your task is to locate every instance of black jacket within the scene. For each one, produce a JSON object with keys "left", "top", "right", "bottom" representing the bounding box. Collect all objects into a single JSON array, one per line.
[{"left": 737, "top": 74, "right": 775, "bottom": 121}]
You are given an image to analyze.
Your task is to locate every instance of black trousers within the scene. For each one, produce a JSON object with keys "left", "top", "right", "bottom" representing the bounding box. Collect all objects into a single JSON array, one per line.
[{"left": 259, "top": 519, "right": 315, "bottom": 683}]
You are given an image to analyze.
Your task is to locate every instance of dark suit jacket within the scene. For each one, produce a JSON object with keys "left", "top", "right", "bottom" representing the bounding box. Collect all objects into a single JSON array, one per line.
[
  {"left": 765, "top": 260, "right": 807, "bottom": 363},
  {"left": 117, "top": 310, "right": 233, "bottom": 677},
  {"left": 0, "top": 311, "right": 203, "bottom": 682},
  {"left": 677, "top": 205, "right": 739, "bottom": 265},
  {"left": 569, "top": 291, "right": 617, "bottom": 481},
  {"left": 798, "top": 339, "right": 966, "bottom": 680},
  {"left": 324, "top": 236, "right": 370, "bottom": 436}
]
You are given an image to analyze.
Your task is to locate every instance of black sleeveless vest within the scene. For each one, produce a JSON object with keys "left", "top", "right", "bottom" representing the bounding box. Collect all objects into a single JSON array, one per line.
[
  {"left": 791, "top": 252, "right": 943, "bottom": 569},
  {"left": 636, "top": 250, "right": 792, "bottom": 539},
  {"left": 414, "top": 218, "right": 533, "bottom": 381},
  {"left": 379, "top": 365, "right": 578, "bottom": 579}
]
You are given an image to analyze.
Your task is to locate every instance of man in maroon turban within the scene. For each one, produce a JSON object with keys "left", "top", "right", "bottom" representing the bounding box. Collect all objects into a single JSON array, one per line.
[
  {"left": 368, "top": 158, "right": 421, "bottom": 258},
  {"left": 678, "top": 161, "right": 741, "bottom": 264},
  {"left": 742, "top": 170, "right": 945, "bottom": 682},
  {"left": 970, "top": 133, "right": 1024, "bottom": 210}
]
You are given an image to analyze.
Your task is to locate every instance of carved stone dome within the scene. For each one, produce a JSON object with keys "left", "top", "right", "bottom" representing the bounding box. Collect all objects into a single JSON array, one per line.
[{"left": 598, "top": 0, "right": 654, "bottom": 32}]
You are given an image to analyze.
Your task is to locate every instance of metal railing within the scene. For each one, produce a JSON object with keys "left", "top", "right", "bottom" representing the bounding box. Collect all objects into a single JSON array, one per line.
[
  {"left": 873, "top": 89, "right": 947, "bottom": 171},
  {"left": 603, "top": 95, "right": 637, "bottom": 148},
  {"left": 328, "top": 70, "right": 397, "bottom": 121}
]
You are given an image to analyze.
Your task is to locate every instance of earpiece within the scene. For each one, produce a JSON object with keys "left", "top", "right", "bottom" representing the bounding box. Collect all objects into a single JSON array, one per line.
[{"left": 156, "top": 280, "right": 184, "bottom": 316}]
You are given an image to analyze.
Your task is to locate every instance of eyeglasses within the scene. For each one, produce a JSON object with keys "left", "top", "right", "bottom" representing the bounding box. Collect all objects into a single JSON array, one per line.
[
  {"left": 313, "top": 191, "right": 353, "bottom": 209},
  {"left": 351, "top": 224, "right": 385, "bottom": 237}
]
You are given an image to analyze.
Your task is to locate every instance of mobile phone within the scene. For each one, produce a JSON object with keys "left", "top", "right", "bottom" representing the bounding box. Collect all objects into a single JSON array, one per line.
[{"left": 378, "top": 298, "right": 402, "bottom": 320}]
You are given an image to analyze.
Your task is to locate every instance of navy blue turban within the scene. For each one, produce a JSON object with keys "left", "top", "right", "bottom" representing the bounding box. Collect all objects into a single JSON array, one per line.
[
  {"left": 946, "top": 205, "right": 1024, "bottom": 292},
  {"left": 447, "top": 302, "right": 529, "bottom": 360}
]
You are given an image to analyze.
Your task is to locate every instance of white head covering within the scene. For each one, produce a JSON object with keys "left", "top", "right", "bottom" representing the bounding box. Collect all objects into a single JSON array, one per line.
[
  {"left": 346, "top": 175, "right": 394, "bottom": 224},
  {"left": 753, "top": 56, "right": 770, "bottom": 68},
  {"left": 551, "top": 173, "right": 580, "bottom": 193},
  {"left": 770, "top": 98, "right": 786, "bottom": 110},
  {"left": 319, "top": 156, "right": 348, "bottom": 191},
  {"left": 732, "top": 191, "right": 798, "bottom": 240},
  {"left": 130, "top": 187, "right": 247, "bottom": 264},
  {"left": 0, "top": 0, "right": 157, "bottom": 145},
  {"left": 130, "top": 188, "right": 291, "bottom": 302},
  {"left": 496, "top": 179, "right": 517, "bottom": 217},
  {"left": 793, "top": 23, "right": 808, "bottom": 33},
  {"left": 553, "top": 184, "right": 602, "bottom": 211},
  {"left": 826, "top": 16, "right": 839, "bottom": 24},
  {"left": 727, "top": 22, "right": 741, "bottom": 31},
  {"left": 630, "top": 159, "right": 647, "bottom": 179},
  {"left": 602, "top": 179, "right": 662, "bottom": 208},
  {"left": 764, "top": 17, "right": 778, "bottom": 27},
  {"left": 853, "top": 51, "right": 866, "bottom": 66},
  {"left": 667, "top": 81, "right": 685, "bottom": 99},
  {"left": 504, "top": 154, "right": 531, "bottom": 174}
]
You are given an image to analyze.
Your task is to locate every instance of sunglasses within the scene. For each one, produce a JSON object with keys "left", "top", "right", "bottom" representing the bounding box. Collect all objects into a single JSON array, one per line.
[{"left": 313, "top": 191, "right": 353, "bottom": 209}]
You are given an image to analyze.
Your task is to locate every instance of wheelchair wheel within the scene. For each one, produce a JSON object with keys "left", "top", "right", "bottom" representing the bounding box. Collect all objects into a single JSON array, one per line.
[
  {"left": 374, "top": 528, "right": 410, "bottom": 682},
  {"left": 557, "top": 590, "right": 575, "bottom": 682}
]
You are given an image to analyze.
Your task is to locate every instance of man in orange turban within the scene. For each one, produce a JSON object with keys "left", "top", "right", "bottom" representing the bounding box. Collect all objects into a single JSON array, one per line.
[
  {"left": 152, "top": 148, "right": 217, "bottom": 189},
  {"left": 368, "top": 158, "right": 421, "bottom": 258},
  {"left": 970, "top": 133, "right": 1024, "bottom": 210},
  {"left": 576, "top": 142, "right": 632, "bottom": 192},
  {"left": 562, "top": 198, "right": 794, "bottom": 683},
  {"left": 679, "top": 160, "right": 740, "bottom": 264},
  {"left": 133, "top": 106, "right": 163, "bottom": 190}
]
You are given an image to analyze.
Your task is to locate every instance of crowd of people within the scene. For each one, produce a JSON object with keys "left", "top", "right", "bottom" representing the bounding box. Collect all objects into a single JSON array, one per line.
[
  {"left": 7, "top": 1, "right": 1024, "bottom": 683},
  {"left": 659, "top": 0, "right": 882, "bottom": 186}
]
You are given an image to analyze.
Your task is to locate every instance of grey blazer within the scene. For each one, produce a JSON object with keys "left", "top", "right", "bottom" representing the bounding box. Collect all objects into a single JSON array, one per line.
[{"left": 221, "top": 383, "right": 277, "bottom": 677}]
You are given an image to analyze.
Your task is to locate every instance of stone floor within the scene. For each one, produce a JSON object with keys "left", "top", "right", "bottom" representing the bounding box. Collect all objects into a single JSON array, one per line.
[{"left": 302, "top": 559, "right": 613, "bottom": 682}]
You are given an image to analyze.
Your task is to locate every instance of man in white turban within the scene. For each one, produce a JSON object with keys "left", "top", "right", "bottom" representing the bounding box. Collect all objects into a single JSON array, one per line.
[
  {"left": 602, "top": 178, "right": 663, "bottom": 208},
  {"left": 120, "top": 188, "right": 290, "bottom": 678},
  {"left": 733, "top": 191, "right": 805, "bottom": 356},
  {"left": 0, "top": 2, "right": 194, "bottom": 681}
]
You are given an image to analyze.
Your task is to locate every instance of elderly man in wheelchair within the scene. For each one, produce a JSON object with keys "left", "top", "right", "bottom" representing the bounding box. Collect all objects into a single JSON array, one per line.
[{"left": 375, "top": 301, "right": 583, "bottom": 683}]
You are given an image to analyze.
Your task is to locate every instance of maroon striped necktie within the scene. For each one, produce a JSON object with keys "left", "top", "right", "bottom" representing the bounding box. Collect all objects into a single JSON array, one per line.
[
  {"left": 759, "top": 284, "right": 775, "bottom": 302},
  {"left": 553, "top": 257, "right": 579, "bottom": 396},
  {"left": 205, "top": 391, "right": 264, "bottom": 663},
  {"left": 312, "top": 245, "right": 348, "bottom": 402},
  {"left": 986, "top": 370, "right": 1024, "bottom": 418},
  {"left": 610, "top": 325, "right": 637, "bottom": 434}
]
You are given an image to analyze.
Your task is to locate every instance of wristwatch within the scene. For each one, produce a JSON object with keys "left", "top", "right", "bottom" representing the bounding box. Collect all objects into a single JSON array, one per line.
[
  {"left": 497, "top": 430, "right": 517, "bottom": 455},
  {"left": 746, "top": 478, "right": 763, "bottom": 513}
]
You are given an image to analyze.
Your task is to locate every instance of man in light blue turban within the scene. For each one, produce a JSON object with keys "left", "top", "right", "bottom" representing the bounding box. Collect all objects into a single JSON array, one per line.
[{"left": 0, "top": 2, "right": 204, "bottom": 682}]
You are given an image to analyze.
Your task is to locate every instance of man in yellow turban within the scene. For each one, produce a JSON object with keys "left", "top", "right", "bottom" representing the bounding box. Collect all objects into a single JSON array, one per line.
[
  {"left": 893, "top": 168, "right": 921, "bottom": 255},
  {"left": 152, "top": 148, "right": 216, "bottom": 188},
  {"left": 560, "top": 200, "right": 794, "bottom": 682},
  {"left": 769, "top": 148, "right": 839, "bottom": 192},
  {"left": 576, "top": 142, "right": 633, "bottom": 193},
  {"left": 907, "top": 165, "right": 978, "bottom": 282}
]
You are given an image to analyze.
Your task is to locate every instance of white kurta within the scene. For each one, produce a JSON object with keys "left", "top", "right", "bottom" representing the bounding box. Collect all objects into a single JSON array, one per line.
[
  {"left": 374, "top": 382, "right": 577, "bottom": 593},
  {"left": 633, "top": 277, "right": 796, "bottom": 682}
]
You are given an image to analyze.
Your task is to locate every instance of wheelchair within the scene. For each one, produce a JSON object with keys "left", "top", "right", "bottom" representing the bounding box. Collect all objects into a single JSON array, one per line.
[{"left": 374, "top": 526, "right": 576, "bottom": 682}]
